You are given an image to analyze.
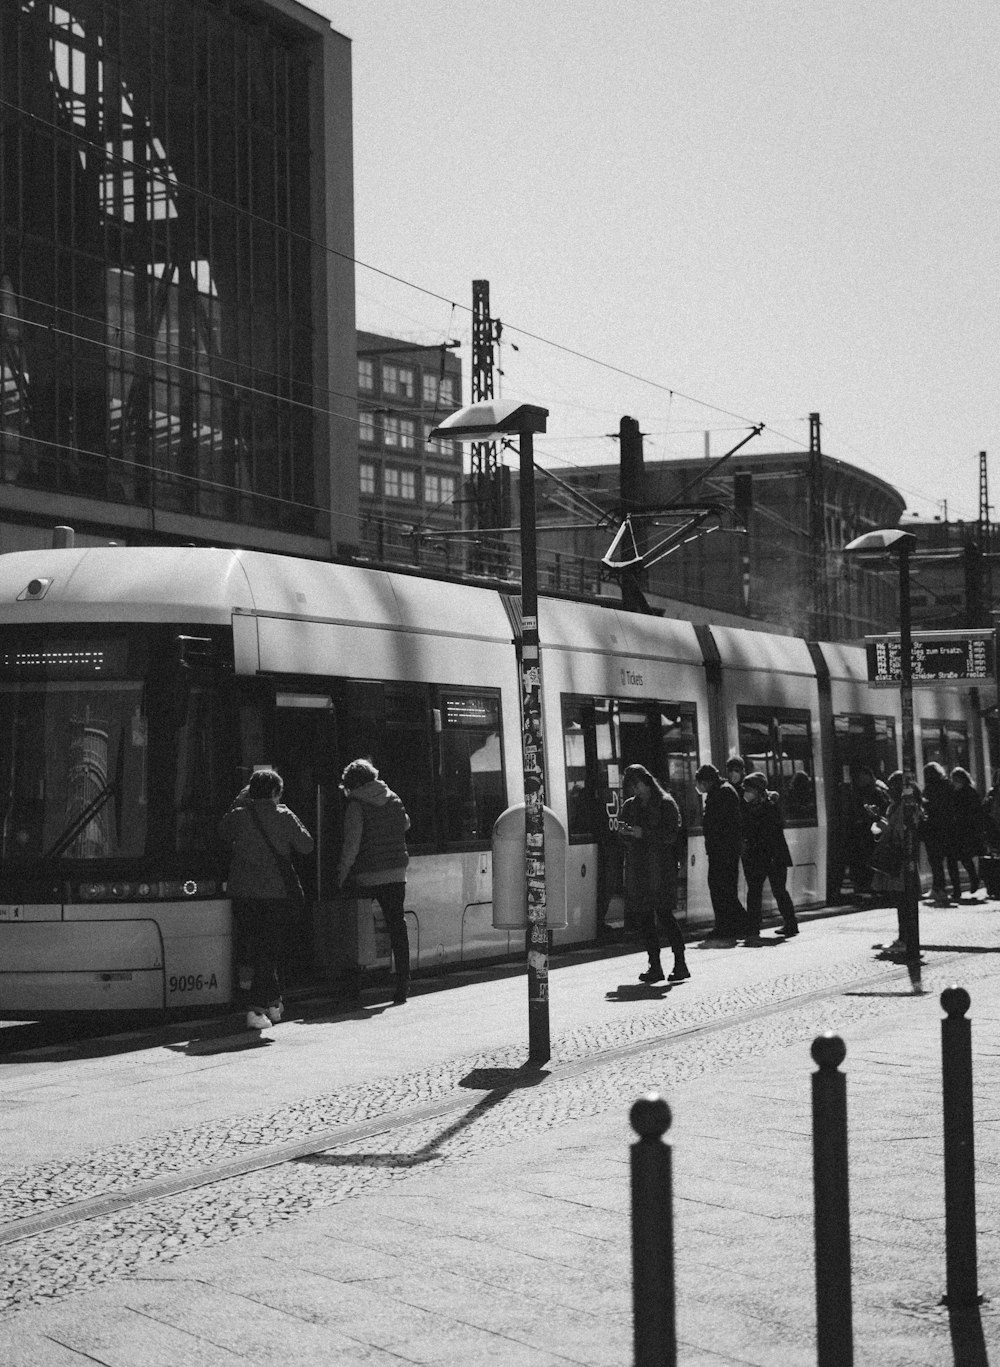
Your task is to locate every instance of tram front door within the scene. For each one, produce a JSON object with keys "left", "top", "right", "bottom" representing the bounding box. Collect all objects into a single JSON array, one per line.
[{"left": 271, "top": 694, "right": 339, "bottom": 985}]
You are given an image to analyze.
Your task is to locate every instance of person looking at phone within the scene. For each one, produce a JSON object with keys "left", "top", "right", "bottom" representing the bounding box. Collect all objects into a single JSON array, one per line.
[{"left": 619, "top": 764, "right": 689, "bottom": 984}]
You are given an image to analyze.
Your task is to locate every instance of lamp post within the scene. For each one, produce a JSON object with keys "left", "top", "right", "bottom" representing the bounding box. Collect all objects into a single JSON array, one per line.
[
  {"left": 845, "top": 529, "right": 920, "bottom": 961},
  {"left": 430, "top": 400, "right": 552, "bottom": 1061}
]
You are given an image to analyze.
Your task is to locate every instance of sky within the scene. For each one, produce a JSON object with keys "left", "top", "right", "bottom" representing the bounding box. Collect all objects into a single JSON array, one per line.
[{"left": 317, "top": 0, "right": 1000, "bottom": 524}]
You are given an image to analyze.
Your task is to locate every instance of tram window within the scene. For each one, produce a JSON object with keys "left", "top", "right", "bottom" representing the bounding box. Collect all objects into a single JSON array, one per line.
[
  {"left": 833, "top": 713, "right": 897, "bottom": 782},
  {"left": 737, "top": 705, "right": 817, "bottom": 826},
  {"left": 381, "top": 684, "right": 435, "bottom": 849},
  {"left": 561, "top": 695, "right": 699, "bottom": 840},
  {"left": 334, "top": 679, "right": 502, "bottom": 852},
  {"left": 562, "top": 700, "right": 601, "bottom": 841},
  {"left": 436, "top": 691, "right": 505, "bottom": 845},
  {"left": 920, "top": 719, "right": 970, "bottom": 775},
  {"left": 659, "top": 704, "right": 701, "bottom": 832}
]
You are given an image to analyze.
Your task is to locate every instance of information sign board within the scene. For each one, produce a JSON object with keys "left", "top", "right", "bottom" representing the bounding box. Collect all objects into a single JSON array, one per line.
[{"left": 865, "top": 631, "right": 994, "bottom": 687}]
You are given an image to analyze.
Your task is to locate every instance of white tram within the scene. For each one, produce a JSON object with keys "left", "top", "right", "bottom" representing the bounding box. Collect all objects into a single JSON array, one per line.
[{"left": 0, "top": 545, "right": 984, "bottom": 1014}]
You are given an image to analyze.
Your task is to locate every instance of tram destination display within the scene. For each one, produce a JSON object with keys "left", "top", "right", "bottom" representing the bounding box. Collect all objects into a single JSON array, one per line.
[{"left": 865, "top": 631, "right": 994, "bottom": 687}]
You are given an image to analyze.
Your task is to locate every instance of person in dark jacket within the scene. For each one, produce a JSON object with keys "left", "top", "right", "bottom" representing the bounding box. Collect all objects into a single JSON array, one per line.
[
  {"left": 336, "top": 759, "right": 412, "bottom": 1004},
  {"left": 741, "top": 772, "right": 798, "bottom": 938},
  {"left": 921, "top": 762, "right": 955, "bottom": 905},
  {"left": 948, "top": 767, "right": 983, "bottom": 900},
  {"left": 619, "top": 764, "right": 689, "bottom": 984},
  {"left": 696, "top": 762, "right": 748, "bottom": 940},
  {"left": 219, "top": 767, "right": 314, "bottom": 1031}
]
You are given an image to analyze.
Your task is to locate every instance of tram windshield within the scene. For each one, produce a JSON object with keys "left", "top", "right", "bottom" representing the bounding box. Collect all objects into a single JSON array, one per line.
[{"left": 0, "top": 624, "right": 235, "bottom": 869}]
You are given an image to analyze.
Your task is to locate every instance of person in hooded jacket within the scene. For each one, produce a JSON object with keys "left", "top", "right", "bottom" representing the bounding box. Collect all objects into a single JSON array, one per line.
[
  {"left": 741, "top": 772, "right": 798, "bottom": 939},
  {"left": 337, "top": 759, "right": 412, "bottom": 1004},
  {"left": 219, "top": 767, "right": 314, "bottom": 1031}
]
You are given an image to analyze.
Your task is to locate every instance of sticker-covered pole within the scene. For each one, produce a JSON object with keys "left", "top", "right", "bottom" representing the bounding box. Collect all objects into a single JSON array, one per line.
[{"left": 519, "top": 428, "right": 550, "bottom": 1064}]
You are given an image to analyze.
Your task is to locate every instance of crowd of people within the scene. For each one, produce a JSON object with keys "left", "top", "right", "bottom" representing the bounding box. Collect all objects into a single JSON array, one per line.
[
  {"left": 845, "top": 760, "right": 1000, "bottom": 911},
  {"left": 217, "top": 750, "right": 999, "bottom": 1023},
  {"left": 622, "top": 755, "right": 801, "bottom": 986}
]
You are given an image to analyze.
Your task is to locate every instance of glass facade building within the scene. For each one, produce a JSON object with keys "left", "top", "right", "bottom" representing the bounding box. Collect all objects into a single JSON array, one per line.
[{"left": 1, "top": 0, "right": 355, "bottom": 551}]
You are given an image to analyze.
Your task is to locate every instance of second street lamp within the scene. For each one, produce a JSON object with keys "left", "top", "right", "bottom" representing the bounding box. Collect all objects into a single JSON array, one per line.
[{"left": 429, "top": 400, "right": 552, "bottom": 1062}]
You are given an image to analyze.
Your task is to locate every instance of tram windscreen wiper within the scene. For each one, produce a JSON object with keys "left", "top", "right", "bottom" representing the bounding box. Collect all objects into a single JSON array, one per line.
[{"left": 43, "top": 774, "right": 122, "bottom": 861}]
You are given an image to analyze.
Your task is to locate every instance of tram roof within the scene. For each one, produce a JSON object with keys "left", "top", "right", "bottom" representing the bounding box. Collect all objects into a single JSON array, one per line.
[{"left": 0, "top": 547, "right": 514, "bottom": 641}]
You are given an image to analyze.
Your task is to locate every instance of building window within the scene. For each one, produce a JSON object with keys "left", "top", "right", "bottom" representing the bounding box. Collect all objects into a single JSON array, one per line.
[
  {"left": 359, "top": 463, "right": 376, "bottom": 496},
  {"left": 400, "top": 470, "right": 416, "bottom": 500},
  {"left": 358, "top": 359, "right": 374, "bottom": 391},
  {"left": 439, "top": 376, "right": 455, "bottom": 404},
  {"left": 425, "top": 473, "right": 440, "bottom": 504},
  {"left": 383, "top": 416, "right": 399, "bottom": 447},
  {"left": 439, "top": 476, "right": 455, "bottom": 503},
  {"left": 382, "top": 364, "right": 414, "bottom": 399},
  {"left": 399, "top": 419, "right": 415, "bottom": 450},
  {"left": 422, "top": 374, "right": 438, "bottom": 405},
  {"left": 384, "top": 468, "right": 400, "bottom": 498},
  {"left": 359, "top": 411, "right": 375, "bottom": 444}
]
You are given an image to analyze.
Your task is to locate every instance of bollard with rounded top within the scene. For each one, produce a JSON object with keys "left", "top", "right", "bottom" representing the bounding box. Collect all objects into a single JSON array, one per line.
[
  {"left": 940, "top": 985, "right": 981, "bottom": 1307},
  {"left": 630, "top": 1093, "right": 675, "bottom": 1367},
  {"left": 811, "top": 1034, "right": 853, "bottom": 1367}
]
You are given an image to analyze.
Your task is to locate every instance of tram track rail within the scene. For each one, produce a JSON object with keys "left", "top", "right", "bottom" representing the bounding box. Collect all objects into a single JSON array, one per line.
[{"left": 0, "top": 943, "right": 968, "bottom": 1252}]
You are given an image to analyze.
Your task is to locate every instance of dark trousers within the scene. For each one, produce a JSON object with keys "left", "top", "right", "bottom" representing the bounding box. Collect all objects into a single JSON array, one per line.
[
  {"left": 707, "top": 851, "right": 748, "bottom": 936},
  {"left": 636, "top": 865, "right": 685, "bottom": 966},
  {"left": 745, "top": 861, "right": 796, "bottom": 934},
  {"left": 371, "top": 881, "right": 410, "bottom": 990},
  {"left": 947, "top": 854, "right": 979, "bottom": 898},
  {"left": 234, "top": 897, "right": 289, "bottom": 1009}
]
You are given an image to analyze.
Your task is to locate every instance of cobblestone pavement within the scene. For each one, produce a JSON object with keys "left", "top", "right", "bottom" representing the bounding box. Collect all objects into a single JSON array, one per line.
[{"left": 1, "top": 912, "right": 998, "bottom": 1323}]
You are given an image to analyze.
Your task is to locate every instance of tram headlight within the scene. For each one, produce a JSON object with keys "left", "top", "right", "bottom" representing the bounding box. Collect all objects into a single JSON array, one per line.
[{"left": 80, "top": 883, "right": 107, "bottom": 901}]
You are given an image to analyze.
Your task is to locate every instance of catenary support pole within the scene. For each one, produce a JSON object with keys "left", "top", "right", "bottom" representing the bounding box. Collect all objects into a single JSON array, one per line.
[
  {"left": 812, "top": 1034, "right": 853, "bottom": 1367},
  {"left": 897, "top": 541, "right": 921, "bottom": 963},
  {"left": 518, "top": 428, "right": 550, "bottom": 1064},
  {"left": 941, "top": 986, "right": 981, "bottom": 1307},
  {"left": 630, "top": 1094, "right": 676, "bottom": 1367}
]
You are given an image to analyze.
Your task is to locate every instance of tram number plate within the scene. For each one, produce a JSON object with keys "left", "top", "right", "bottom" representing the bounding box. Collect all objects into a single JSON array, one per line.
[
  {"left": 168, "top": 974, "right": 219, "bottom": 994},
  {"left": 0, "top": 905, "right": 24, "bottom": 921}
]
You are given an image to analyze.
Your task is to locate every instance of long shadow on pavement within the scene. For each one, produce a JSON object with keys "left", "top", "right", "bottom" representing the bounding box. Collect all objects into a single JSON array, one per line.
[
  {"left": 947, "top": 1303, "right": 989, "bottom": 1367},
  {"left": 291, "top": 1063, "right": 550, "bottom": 1172}
]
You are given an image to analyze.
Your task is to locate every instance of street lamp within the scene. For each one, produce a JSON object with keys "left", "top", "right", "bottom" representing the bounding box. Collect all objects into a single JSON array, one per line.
[
  {"left": 430, "top": 399, "right": 552, "bottom": 1061},
  {"left": 844, "top": 529, "right": 920, "bottom": 961}
]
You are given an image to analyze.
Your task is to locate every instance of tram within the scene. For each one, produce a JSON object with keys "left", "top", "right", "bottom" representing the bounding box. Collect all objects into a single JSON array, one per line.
[{"left": 0, "top": 544, "right": 984, "bottom": 1014}]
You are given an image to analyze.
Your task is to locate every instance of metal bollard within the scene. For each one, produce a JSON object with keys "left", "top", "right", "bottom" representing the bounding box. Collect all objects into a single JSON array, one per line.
[
  {"left": 811, "top": 1034, "right": 853, "bottom": 1367},
  {"left": 630, "top": 1093, "right": 676, "bottom": 1367},
  {"left": 940, "top": 985, "right": 982, "bottom": 1307}
]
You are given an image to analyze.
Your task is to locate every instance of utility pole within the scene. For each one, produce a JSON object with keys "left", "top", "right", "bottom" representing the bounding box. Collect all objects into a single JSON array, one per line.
[
  {"left": 469, "top": 280, "right": 510, "bottom": 576},
  {"left": 809, "top": 412, "right": 828, "bottom": 638},
  {"left": 618, "top": 415, "right": 648, "bottom": 613}
]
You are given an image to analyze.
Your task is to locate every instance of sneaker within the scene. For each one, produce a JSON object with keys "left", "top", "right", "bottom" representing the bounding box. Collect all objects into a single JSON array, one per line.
[
  {"left": 246, "top": 1009, "right": 271, "bottom": 1031},
  {"left": 667, "top": 964, "right": 691, "bottom": 982},
  {"left": 265, "top": 1002, "right": 283, "bottom": 1024},
  {"left": 638, "top": 966, "right": 666, "bottom": 984}
]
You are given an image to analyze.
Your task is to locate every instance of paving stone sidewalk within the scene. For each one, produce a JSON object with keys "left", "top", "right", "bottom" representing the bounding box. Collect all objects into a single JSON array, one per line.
[{"left": 1, "top": 903, "right": 1000, "bottom": 1364}]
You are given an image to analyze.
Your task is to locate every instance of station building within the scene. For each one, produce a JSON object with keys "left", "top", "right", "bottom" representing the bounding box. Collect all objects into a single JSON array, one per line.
[
  {"left": 354, "top": 331, "right": 465, "bottom": 573},
  {"left": 0, "top": 0, "right": 357, "bottom": 558},
  {"left": 517, "top": 445, "right": 906, "bottom": 641}
]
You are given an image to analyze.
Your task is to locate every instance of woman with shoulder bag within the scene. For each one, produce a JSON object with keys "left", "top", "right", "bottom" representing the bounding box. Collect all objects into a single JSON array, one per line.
[
  {"left": 219, "top": 767, "right": 314, "bottom": 1030},
  {"left": 870, "top": 770, "right": 907, "bottom": 951},
  {"left": 619, "top": 763, "right": 689, "bottom": 984}
]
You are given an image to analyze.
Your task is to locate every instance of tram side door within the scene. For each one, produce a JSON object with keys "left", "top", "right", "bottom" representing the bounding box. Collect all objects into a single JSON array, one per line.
[{"left": 272, "top": 693, "right": 339, "bottom": 985}]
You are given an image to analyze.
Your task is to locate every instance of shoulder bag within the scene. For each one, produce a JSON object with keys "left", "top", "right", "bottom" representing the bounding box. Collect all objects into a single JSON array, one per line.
[{"left": 246, "top": 804, "right": 305, "bottom": 906}]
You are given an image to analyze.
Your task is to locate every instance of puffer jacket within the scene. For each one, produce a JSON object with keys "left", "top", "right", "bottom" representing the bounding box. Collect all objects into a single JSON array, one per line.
[
  {"left": 219, "top": 796, "right": 314, "bottom": 900},
  {"left": 337, "top": 779, "right": 410, "bottom": 888}
]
